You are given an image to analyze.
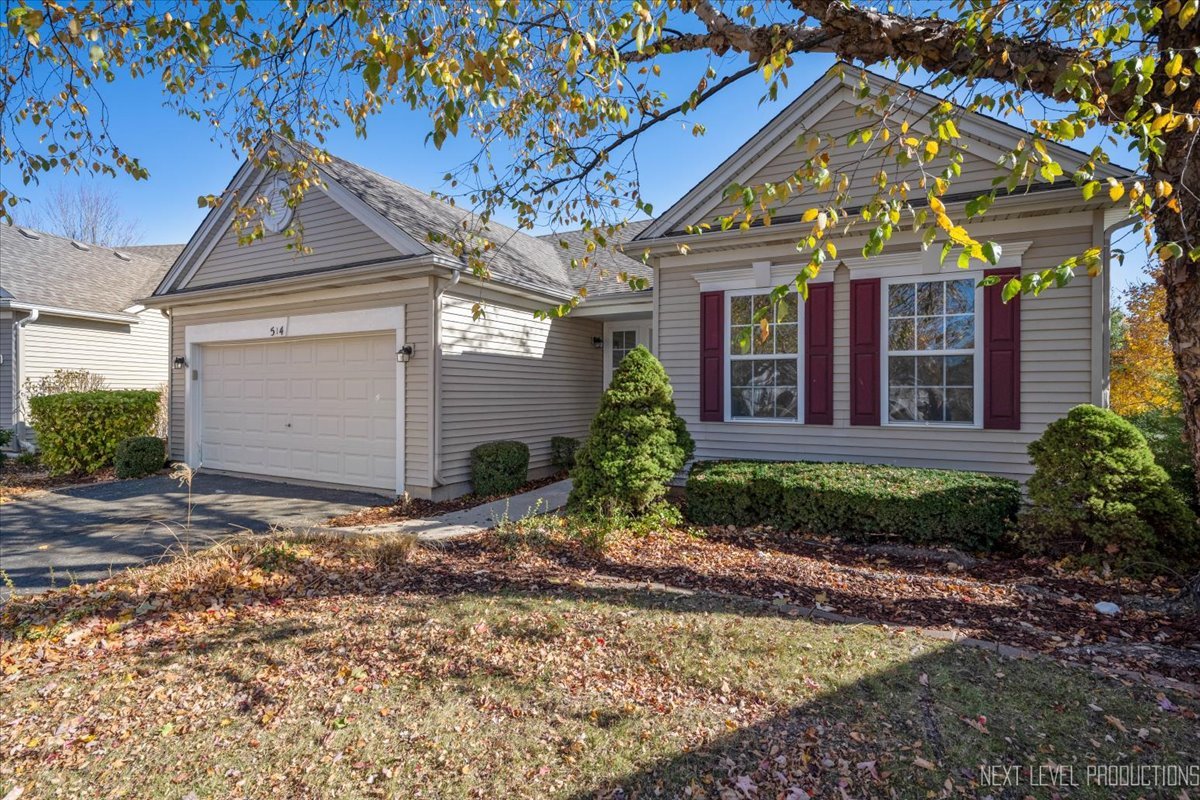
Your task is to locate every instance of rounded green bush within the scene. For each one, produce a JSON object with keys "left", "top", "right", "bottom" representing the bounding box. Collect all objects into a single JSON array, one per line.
[
  {"left": 550, "top": 436, "right": 579, "bottom": 471},
  {"left": 114, "top": 435, "right": 166, "bottom": 479},
  {"left": 1021, "top": 404, "right": 1198, "bottom": 571},
  {"left": 470, "top": 440, "right": 530, "bottom": 496},
  {"left": 568, "top": 346, "right": 694, "bottom": 515},
  {"left": 28, "top": 390, "right": 160, "bottom": 475}
]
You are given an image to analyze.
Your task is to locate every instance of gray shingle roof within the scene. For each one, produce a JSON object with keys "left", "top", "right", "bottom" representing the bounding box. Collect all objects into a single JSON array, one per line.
[
  {"left": 538, "top": 219, "right": 654, "bottom": 297},
  {"left": 320, "top": 154, "right": 576, "bottom": 298},
  {"left": 0, "top": 226, "right": 181, "bottom": 315},
  {"left": 317, "top": 153, "right": 652, "bottom": 298}
]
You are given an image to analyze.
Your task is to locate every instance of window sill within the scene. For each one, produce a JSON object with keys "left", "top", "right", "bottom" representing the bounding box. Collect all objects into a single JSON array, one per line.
[{"left": 882, "top": 420, "right": 983, "bottom": 430}]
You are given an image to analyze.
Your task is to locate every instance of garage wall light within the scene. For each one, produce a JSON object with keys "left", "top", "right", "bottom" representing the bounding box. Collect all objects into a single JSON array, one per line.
[
  {"left": 592, "top": 336, "right": 604, "bottom": 349},
  {"left": 173, "top": 356, "right": 188, "bottom": 369},
  {"left": 397, "top": 344, "right": 415, "bottom": 363}
]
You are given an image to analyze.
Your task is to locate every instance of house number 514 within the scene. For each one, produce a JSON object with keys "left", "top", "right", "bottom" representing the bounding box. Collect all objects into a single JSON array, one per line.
[{"left": 269, "top": 324, "right": 286, "bottom": 337}]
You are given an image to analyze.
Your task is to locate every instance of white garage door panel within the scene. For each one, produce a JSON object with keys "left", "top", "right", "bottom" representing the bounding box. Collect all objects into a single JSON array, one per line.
[{"left": 200, "top": 334, "right": 396, "bottom": 490}]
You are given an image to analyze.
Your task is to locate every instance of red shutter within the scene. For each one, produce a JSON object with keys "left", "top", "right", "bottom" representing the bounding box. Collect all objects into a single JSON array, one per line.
[
  {"left": 699, "top": 290, "right": 724, "bottom": 422},
  {"left": 804, "top": 282, "right": 834, "bottom": 424},
  {"left": 984, "top": 267, "right": 1021, "bottom": 430},
  {"left": 849, "top": 278, "right": 881, "bottom": 426}
]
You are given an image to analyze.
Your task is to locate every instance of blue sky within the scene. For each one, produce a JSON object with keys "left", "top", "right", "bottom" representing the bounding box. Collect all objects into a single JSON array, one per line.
[{"left": 9, "top": 50, "right": 1149, "bottom": 296}]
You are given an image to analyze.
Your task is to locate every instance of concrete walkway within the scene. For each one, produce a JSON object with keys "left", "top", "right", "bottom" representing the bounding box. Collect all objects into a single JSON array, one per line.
[{"left": 329, "top": 479, "right": 572, "bottom": 541}]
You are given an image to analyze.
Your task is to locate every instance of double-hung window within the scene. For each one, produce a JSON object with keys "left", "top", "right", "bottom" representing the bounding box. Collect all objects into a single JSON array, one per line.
[
  {"left": 727, "top": 291, "right": 801, "bottom": 420},
  {"left": 885, "top": 276, "right": 980, "bottom": 425}
]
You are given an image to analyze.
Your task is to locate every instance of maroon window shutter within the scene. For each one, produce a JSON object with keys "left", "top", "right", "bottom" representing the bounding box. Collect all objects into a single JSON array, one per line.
[
  {"left": 804, "top": 282, "right": 834, "bottom": 424},
  {"left": 849, "top": 278, "right": 881, "bottom": 426},
  {"left": 984, "top": 267, "right": 1021, "bottom": 430},
  {"left": 699, "top": 290, "right": 724, "bottom": 422}
]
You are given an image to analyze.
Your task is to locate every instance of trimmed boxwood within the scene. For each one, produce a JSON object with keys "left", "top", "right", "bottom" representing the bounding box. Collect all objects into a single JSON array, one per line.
[
  {"left": 28, "top": 389, "right": 160, "bottom": 475},
  {"left": 470, "top": 440, "right": 530, "bottom": 496},
  {"left": 114, "top": 435, "right": 166, "bottom": 479},
  {"left": 686, "top": 460, "right": 1021, "bottom": 550}
]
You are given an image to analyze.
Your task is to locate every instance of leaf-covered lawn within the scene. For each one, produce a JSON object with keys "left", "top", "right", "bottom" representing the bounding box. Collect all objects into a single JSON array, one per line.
[
  {"left": 2, "top": 533, "right": 1197, "bottom": 799},
  {"left": 494, "top": 519, "right": 1200, "bottom": 683}
]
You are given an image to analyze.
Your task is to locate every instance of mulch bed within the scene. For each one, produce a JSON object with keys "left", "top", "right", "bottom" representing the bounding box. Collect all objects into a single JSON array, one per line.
[
  {"left": 325, "top": 472, "right": 567, "bottom": 527},
  {"left": 454, "top": 525, "right": 1200, "bottom": 683},
  {"left": 0, "top": 461, "right": 116, "bottom": 502}
]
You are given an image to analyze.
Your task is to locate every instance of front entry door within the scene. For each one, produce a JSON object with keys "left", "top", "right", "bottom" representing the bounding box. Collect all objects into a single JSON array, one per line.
[{"left": 603, "top": 321, "right": 653, "bottom": 386}]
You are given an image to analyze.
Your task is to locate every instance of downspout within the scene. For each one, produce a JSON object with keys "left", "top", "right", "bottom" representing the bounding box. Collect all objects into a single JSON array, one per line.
[
  {"left": 1102, "top": 215, "right": 1139, "bottom": 409},
  {"left": 430, "top": 268, "right": 461, "bottom": 487},
  {"left": 10, "top": 308, "right": 40, "bottom": 449}
]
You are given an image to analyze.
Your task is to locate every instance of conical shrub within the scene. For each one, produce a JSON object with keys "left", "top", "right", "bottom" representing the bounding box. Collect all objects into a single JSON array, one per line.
[{"left": 568, "top": 346, "right": 694, "bottom": 515}]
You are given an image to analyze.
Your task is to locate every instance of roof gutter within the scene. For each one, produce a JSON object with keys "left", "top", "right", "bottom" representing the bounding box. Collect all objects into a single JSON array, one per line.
[
  {"left": 9, "top": 309, "right": 39, "bottom": 448},
  {"left": 430, "top": 267, "right": 462, "bottom": 488},
  {"left": 1100, "top": 214, "right": 1140, "bottom": 407},
  {"left": 0, "top": 300, "right": 139, "bottom": 324}
]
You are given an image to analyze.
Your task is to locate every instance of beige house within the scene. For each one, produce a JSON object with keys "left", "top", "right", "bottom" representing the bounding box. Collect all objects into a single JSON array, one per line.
[
  {"left": 146, "top": 69, "right": 1130, "bottom": 498},
  {"left": 1, "top": 227, "right": 181, "bottom": 448}
]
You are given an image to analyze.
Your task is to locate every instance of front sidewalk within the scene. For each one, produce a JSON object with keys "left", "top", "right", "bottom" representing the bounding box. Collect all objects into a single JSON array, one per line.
[{"left": 326, "top": 478, "right": 572, "bottom": 541}]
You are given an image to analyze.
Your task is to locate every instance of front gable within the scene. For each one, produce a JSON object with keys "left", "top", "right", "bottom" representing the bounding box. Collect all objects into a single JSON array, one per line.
[
  {"left": 640, "top": 67, "right": 1130, "bottom": 239},
  {"left": 156, "top": 157, "right": 429, "bottom": 295}
]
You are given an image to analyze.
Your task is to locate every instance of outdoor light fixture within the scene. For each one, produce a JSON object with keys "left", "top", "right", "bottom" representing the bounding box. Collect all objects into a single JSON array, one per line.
[
  {"left": 397, "top": 344, "right": 415, "bottom": 363},
  {"left": 592, "top": 336, "right": 604, "bottom": 349},
  {"left": 173, "top": 356, "right": 188, "bottom": 369}
]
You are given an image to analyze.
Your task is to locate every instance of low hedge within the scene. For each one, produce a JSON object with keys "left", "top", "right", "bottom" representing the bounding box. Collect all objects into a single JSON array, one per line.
[
  {"left": 115, "top": 435, "right": 166, "bottom": 479},
  {"left": 28, "top": 389, "right": 160, "bottom": 475},
  {"left": 470, "top": 440, "right": 530, "bottom": 496},
  {"left": 686, "top": 460, "right": 1021, "bottom": 550}
]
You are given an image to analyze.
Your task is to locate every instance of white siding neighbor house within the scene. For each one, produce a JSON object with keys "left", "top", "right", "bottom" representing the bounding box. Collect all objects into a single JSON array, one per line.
[
  {"left": 146, "top": 67, "right": 1131, "bottom": 498},
  {"left": 0, "top": 228, "right": 182, "bottom": 448}
]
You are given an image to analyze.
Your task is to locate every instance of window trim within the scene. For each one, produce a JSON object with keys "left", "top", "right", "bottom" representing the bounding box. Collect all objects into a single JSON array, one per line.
[
  {"left": 880, "top": 273, "right": 984, "bottom": 429},
  {"left": 724, "top": 287, "right": 806, "bottom": 424}
]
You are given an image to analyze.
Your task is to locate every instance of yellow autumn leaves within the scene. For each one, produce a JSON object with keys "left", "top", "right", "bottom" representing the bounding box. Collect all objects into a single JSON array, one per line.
[{"left": 1111, "top": 272, "right": 1179, "bottom": 415}]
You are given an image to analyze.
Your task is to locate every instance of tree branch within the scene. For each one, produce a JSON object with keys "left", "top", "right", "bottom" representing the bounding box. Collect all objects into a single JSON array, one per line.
[
  {"left": 532, "top": 63, "right": 759, "bottom": 194},
  {"left": 631, "top": 1, "right": 1132, "bottom": 122}
]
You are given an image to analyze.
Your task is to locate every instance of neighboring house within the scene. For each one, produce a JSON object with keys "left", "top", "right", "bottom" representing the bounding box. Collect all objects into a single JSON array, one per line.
[
  {"left": 146, "top": 68, "right": 1130, "bottom": 498},
  {"left": 0, "top": 226, "right": 183, "bottom": 447}
]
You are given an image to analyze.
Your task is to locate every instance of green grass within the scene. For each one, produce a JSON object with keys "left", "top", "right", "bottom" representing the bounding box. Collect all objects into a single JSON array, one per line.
[{"left": 1, "top": 534, "right": 1196, "bottom": 799}]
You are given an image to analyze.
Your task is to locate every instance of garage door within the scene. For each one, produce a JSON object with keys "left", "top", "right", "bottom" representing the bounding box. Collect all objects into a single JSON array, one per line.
[{"left": 199, "top": 334, "right": 397, "bottom": 491}]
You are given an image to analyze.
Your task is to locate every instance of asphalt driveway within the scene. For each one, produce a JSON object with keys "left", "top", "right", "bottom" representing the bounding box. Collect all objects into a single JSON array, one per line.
[{"left": 0, "top": 473, "right": 381, "bottom": 598}]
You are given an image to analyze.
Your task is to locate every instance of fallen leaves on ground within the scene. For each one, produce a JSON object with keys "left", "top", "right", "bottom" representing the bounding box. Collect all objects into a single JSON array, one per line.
[
  {"left": 486, "top": 521, "right": 1200, "bottom": 684},
  {"left": 1, "top": 530, "right": 1197, "bottom": 799},
  {"left": 0, "top": 463, "right": 116, "bottom": 503},
  {"left": 324, "top": 473, "right": 566, "bottom": 527}
]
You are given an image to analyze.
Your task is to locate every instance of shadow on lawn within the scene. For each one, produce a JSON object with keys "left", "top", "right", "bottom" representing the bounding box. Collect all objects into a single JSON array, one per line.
[
  {"left": 145, "top": 586, "right": 1200, "bottom": 798},
  {"left": 3, "top": 537, "right": 1196, "bottom": 800}
]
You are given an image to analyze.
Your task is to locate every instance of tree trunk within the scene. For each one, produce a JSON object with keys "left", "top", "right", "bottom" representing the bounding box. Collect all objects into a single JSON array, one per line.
[
  {"left": 1154, "top": 4, "right": 1200, "bottom": 500},
  {"left": 1159, "top": 250, "right": 1200, "bottom": 498}
]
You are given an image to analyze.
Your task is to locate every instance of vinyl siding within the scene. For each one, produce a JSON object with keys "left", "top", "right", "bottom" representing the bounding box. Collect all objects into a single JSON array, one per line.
[
  {"left": 438, "top": 291, "right": 603, "bottom": 494},
  {"left": 168, "top": 281, "right": 434, "bottom": 493},
  {"left": 0, "top": 311, "right": 13, "bottom": 433},
  {"left": 20, "top": 310, "right": 169, "bottom": 391},
  {"left": 656, "top": 224, "right": 1100, "bottom": 481},
  {"left": 182, "top": 187, "right": 402, "bottom": 290},
  {"left": 692, "top": 101, "right": 1011, "bottom": 230}
]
